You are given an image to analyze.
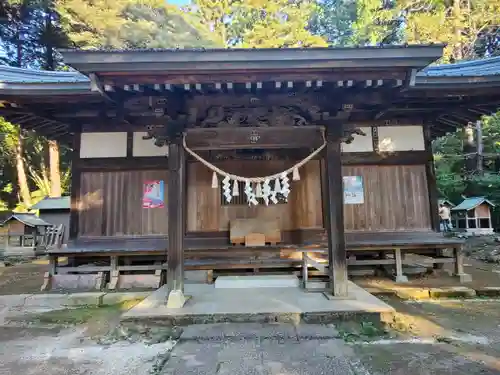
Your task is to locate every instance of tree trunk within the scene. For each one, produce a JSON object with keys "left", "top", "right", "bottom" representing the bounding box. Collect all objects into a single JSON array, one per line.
[
  {"left": 15, "top": 133, "right": 31, "bottom": 207},
  {"left": 463, "top": 124, "right": 476, "bottom": 196},
  {"left": 44, "top": 3, "right": 54, "bottom": 71},
  {"left": 452, "top": 0, "right": 463, "bottom": 61},
  {"left": 48, "top": 139, "right": 62, "bottom": 197}
]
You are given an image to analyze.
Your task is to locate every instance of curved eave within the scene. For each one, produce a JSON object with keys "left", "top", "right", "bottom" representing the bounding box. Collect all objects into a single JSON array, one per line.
[
  {"left": 0, "top": 82, "right": 94, "bottom": 96},
  {"left": 414, "top": 75, "right": 500, "bottom": 89}
]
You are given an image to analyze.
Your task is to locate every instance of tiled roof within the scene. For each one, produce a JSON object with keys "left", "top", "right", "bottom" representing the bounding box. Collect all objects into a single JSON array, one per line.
[
  {"left": 59, "top": 43, "right": 443, "bottom": 53},
  {"left": 2, "top": 213, "right": 52, "bottom": 227},
  {"left": 0, "top": 53, "right": 499, "bottom": 90},
  {"left": 451, "top": 197, "right": 495, "bottom": 211},
  {"left": 419, "top": 56, "right": 500, "bottom": 77},
  {"left": 0, "top": 65, "right": 89, "bottom": 84},
  {"left": 31, "top": 196, "right": 71, "bottom": 211}
]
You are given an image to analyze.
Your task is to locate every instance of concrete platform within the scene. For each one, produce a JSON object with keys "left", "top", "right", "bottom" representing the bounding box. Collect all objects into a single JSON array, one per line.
[
  {"left": 121, "top": 281, "right": 394, "bottom": 326},
  {"left": 214, "top": 275, "right": 300, "bottom": 289}
]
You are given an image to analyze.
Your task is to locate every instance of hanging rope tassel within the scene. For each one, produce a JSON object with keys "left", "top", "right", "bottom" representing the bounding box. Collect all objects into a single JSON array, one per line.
[
  {"left": 232, "top": 179, "right": 239, "bottom": 196},
  {"left": 211, "top": 171, "right": 219, "bottom": 189},
  {"left": 181, "top": 128, "right": 327, "bottom": 206},
  {"left": 255, "top": 182, "right": 263, "bottom": 198},
  {"left": 274, "top": 178, "right": 282, "bottom": 194}
]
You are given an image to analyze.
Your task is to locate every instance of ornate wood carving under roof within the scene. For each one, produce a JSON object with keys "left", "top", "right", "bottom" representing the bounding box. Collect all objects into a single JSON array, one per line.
[{"left": 195, "top": 105, "right": 310, "bottom": 129}]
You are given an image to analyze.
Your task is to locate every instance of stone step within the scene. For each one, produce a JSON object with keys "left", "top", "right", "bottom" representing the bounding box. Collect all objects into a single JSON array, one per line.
[{"left": 214, "top": 275, "right": 300, "bottom": 289}]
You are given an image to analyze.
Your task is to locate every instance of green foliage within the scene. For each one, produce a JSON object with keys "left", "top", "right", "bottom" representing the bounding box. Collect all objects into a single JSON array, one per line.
[
  {"left": 190, "top": 0, "right": 327, "bottom": 48},
  {"left": 309, "top": 0, "right": 356, "bottom": 45},
  {"left": 56, "top": 0, "right": 215, "bottom": 49},
  {"left": 434, "top": 113, "right": 500, "bottom": 228},
  {"left": 238, "top": 0, "right": 327, "bottom": 48}
]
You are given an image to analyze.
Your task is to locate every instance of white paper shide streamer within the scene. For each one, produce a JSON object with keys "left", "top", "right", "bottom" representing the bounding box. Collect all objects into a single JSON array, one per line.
[{"left": 182, "top": 131, "right": 326, "bottom": 206}]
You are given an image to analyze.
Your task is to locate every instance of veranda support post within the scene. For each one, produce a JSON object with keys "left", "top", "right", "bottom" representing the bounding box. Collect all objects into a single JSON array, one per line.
[
  {"left": 324, "top": 124, "right": 348, "bottom": 298},
  {"left": 166, "top": 136, "right": 186, "bottom": 308}
]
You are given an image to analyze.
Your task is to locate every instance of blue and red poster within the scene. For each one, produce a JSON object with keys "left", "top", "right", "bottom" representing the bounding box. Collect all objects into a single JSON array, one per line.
[{"left": 142, "top": 180, "right": 165, "bottom": 208}]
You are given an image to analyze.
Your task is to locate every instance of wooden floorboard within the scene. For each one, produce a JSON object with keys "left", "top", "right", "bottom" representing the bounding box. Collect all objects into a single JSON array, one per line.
[{"left": 51, "top": 231, "right": 463, "bottom": 255}]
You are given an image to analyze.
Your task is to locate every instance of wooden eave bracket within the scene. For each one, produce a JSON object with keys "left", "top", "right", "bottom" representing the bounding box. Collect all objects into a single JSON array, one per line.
[
  {"left": 399, "top": 68, "right": 418, "bottom": 93},
  {"left": 89, "top": 73, "right": 115, "bottom": 103}
]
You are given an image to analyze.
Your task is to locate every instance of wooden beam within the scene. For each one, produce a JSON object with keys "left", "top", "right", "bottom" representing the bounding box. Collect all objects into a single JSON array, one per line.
[
  {"left": 343, "top": 151, "right": 431, "bottom": 165},
  {"left": 76, "top": 156, "right": 168, "bottom": 171},
  {"left": 185, "top": 127, "right": 324, "bottom": 150},
  {"left": 126, "top": 132, "right": 134, "bottom": 158},
  {"left": 167, "top": 136, "right": 186, "bottom": 298},
  {"left": 324, "top": 124, "right": 348, "bottom": 298}
]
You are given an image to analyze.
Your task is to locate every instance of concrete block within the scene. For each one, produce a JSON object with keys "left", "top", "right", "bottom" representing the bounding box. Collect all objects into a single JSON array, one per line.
[
  {"left": 179, "top": 323, "right": 298, "bottom": 340},
  {"left": 215, "top": 275, "right": 299, "bottom": 289},
  {"left": 66, "top": 292, "right": 105, "bottom": 306},
  {"left": 475, "top": 287, "right": 500, "bottom": 297},
  {"left": 456, "top": 273, "right": 473, "bottom": 283},
  {"left": 394, "top": 275, "right": 409, "bottom": 283},
  {"left": 394, "top": 288, "right": 430, "bottom": 300},
  {"left": 166, "top": 290, "right": 186, "bottom": 308},
  {"left": 101, "top": 292, "right": 151, "bottom": 306},
  {"left": 185, "top": 270, "right": 211, "bottom": 283},
  {"left": 51, "top": 274, "right": 104, "bottom": 291},
  {"left": 429, "top": 287, "right": 476, "bottom": 299},
  {"left": 118, "top": 274, "right": 161, "bottom": 289}
]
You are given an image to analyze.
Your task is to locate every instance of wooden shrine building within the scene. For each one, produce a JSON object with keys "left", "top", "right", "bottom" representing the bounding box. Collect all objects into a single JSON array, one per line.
[{"left": 1, "top": 45, "right": 500, "bottom": 304}]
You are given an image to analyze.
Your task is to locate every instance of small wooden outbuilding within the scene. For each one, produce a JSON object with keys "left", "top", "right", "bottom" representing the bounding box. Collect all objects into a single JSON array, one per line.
[
  {"left": 31, "top": 196, "right": 70, "bottom": 244},
  {"left": 451, "top": 197, "right": 495, "bottom": 234},
  {"left": 0, "top": 213, "right": 52, "bottom": 256}
]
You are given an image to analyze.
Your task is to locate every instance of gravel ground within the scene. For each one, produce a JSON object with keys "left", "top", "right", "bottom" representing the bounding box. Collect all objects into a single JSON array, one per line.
[
  {"left": 0, "top": 262, "right": 47, "bottom": 295},
  {"left": 3, "top": 298, "right": 500, "bottom": 375}
]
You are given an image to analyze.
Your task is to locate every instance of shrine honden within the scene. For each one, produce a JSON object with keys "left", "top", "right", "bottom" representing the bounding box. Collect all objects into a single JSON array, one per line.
[{"left": 1, "top": 45, "right": 500, "bottom": 304}]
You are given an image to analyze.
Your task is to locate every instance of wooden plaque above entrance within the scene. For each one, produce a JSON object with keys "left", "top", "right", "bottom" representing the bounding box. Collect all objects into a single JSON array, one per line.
[{"left": 185, "top": 127, "right": 324, "bottom": 150}]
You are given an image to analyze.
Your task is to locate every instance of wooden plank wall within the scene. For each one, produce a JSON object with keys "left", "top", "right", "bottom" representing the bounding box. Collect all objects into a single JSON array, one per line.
[
  {"left": 76, "top": 162, "right": 431, "bottom": 237},
  {"left": 186, "top": 160, "right": 323, "bottom": 232},
  {"left": 343, "top": 165, "right": 431, "bottom": 231},
  {"left": 78, "top": 170, "right": 169, "bottom": 237}
]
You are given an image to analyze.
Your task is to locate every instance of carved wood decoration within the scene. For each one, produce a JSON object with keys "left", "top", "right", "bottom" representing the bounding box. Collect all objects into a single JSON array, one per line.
[
  {"left": 197, "top": 105, "right": 309, "bottom": 128},
  {"left": 342, "top": 126, "right": 366, "bottom": 144},
  {"left": 124, "top": 92, "right": 367, "bottom": 148},
  {"left": 186, "top": 93, "right": 333, "bottom": 128}
]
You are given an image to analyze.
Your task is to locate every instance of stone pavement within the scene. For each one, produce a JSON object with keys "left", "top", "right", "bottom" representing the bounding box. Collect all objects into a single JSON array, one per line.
[
  {"left": 0, "top": 291, "right": 150, "bottom": 324},
  {"left": 162, "top": 323, "right": 368, "bottom": 375}
]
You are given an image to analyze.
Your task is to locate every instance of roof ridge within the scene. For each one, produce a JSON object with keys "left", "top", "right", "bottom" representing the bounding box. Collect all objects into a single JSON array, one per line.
[{"left": 59, "top": 44, "right": 444, "bottom": 54}]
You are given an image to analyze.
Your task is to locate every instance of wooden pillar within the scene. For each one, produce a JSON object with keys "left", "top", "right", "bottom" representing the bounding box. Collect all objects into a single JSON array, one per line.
[
  {"left": 69, "top": 131, "right": 81, "bottom": 241},
  {"left": 324, "top": 124, "right": 348, "bottom": 298},
  {"left": 166, "top": 136, "right": 186, "bottom": 307},
  {"left": 424, "top": 124, "right": 440, "bottom": 232}
]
